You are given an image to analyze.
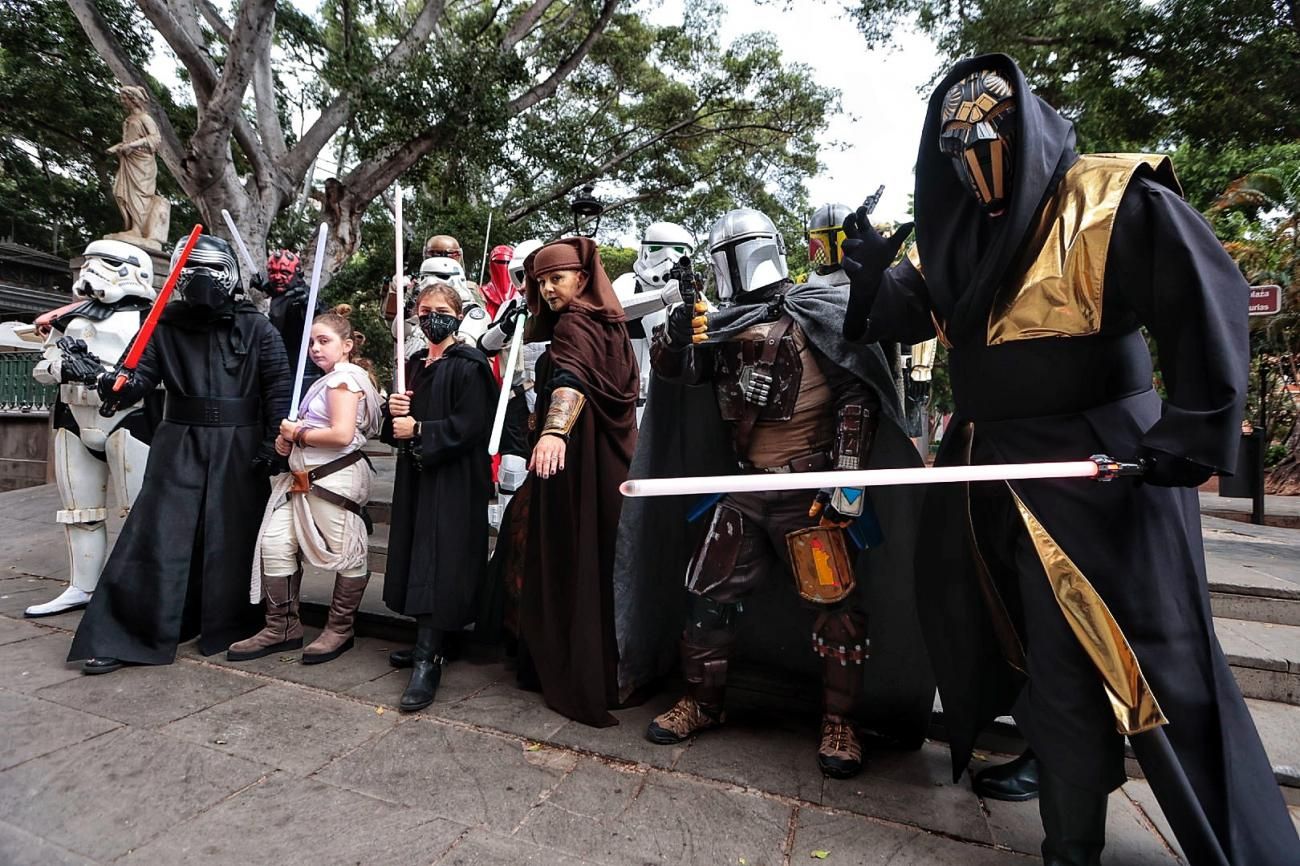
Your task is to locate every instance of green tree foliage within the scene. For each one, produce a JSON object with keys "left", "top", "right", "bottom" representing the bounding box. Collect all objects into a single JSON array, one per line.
[
  {"left": 0, "top": 0, "right": 195, "bottom": 254},
  {"left": 849, "top": 0, "right": 1298, "bottom": 155}
]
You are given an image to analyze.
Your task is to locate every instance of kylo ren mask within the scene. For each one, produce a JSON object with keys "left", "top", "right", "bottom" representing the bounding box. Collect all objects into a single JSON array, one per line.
[{"left": 939, "top": 70, "right": 1017, "bottom": 215}]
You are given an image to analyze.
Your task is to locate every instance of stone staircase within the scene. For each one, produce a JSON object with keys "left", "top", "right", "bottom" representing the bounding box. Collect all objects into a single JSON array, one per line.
[{"left": 305, "top": 451, "right": 1300, "bottom": 802}]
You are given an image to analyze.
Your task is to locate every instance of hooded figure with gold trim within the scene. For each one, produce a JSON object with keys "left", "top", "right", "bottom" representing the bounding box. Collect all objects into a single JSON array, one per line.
[{"left": 841, "top": 54, "right": 1298, "bottom": 864}]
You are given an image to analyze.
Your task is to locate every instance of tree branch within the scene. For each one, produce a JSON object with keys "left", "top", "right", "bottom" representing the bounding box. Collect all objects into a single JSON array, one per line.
[
  {"left": 506, "top": 0, "right": 621, "bottom": 116},
  {"left": 506, "top": 109, "right": 700, "bottom": 222},
  {"left": 194, "top": 0, "right": 277, "bottom": 147},
  {"left": 64, "top": 0, "right": 189, "bottom": 190},
  {"left": 284, "top": 0, "right": 448, "bottom": 182},
  {"left": 499, "top": 0, "right": 559, "bottom": 53},
  {"left": 135, "top": 0, "right": 273, "bottom": 191}
]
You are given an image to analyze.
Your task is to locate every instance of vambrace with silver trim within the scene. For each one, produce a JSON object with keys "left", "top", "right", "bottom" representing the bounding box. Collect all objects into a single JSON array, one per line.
[{"left": 541, "top": 387, "right": 586, "bottom": 441}]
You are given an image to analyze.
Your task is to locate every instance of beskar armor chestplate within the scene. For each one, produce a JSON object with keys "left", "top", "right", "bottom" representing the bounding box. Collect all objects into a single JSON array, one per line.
[{"left": 714, "top": 325, "right": 803, "bottom": 422}]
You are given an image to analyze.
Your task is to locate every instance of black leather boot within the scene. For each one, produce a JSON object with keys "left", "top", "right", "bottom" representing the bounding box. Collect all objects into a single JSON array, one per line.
[
  {"left": 82, "top": 657, "right": 124, "bottom": 675},
  {"left": 399, "top": 619, "right": 443, "bottom": 712},
  {"left": 1039, "top": 763, "right": 1107, "bottom": 866},
  {"left": 389, "top": 648, "right": 413, "bottom": 668},
  {"left": 974, "top": 748, "right": 1040, "bottom": 801}
]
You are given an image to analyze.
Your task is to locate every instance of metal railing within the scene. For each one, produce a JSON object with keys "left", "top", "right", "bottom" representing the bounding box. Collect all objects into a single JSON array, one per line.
[{"left": 0, "top": 352, "right": 57, "bottom": 413}]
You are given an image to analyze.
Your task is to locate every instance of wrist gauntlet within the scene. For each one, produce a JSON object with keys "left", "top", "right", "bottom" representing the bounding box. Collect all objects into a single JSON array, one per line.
[
  {"left": 541, "top": 387, "right": 586, "bottom": 441},
  {"left": 833, "top": 404, "right": 877, "bottom": 471}
]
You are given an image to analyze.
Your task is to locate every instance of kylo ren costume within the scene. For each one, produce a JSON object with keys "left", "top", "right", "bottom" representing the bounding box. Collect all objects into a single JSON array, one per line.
[
  {"left": 68, "top": 235, "right": 291, "bottom": 671},
  {"left": 842, "top": 54, "right": 1298, "bottom": 864}
]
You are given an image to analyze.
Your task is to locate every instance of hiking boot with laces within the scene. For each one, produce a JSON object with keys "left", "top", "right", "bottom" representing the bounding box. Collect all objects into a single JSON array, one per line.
[
  {"left": 818, "top": 713, "right": 863, "bottom": 778},
  {"left": 645, "top": 696, "right": 724, "bottom": 744}
]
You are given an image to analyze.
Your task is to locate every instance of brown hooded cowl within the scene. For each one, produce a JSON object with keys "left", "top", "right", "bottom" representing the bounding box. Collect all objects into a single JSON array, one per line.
[{"left": 518, "top": 237, "right": 639, "bottom": 726}]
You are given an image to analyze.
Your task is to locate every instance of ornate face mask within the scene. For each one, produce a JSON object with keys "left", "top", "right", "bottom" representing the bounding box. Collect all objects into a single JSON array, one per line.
[{"left": 939, "top": 70, "right": 1017, "bottom": 215}]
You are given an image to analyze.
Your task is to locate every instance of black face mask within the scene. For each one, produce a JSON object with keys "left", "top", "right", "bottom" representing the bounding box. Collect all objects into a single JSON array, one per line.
[{"left": 419, "top": 312, "right": 461, "bottom": 344}]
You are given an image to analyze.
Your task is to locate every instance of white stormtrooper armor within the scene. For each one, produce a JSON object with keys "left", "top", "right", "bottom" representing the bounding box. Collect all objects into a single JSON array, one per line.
[
  {"left": 615, "top": 222, "right": 695, "bottom": 424},
  {"left": 27, "top": 240, "right": 158, "bottom": 618},
  {"left": 396, "top": 256, "right": 491, "bottom": 354}
]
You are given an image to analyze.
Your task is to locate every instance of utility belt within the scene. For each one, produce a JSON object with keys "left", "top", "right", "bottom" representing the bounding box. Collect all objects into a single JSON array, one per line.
[
  {"left": 738, "top": 450, "right": 831, "bottom": 475},
  {"left": 949, "top": 329, "right": 1153, "bottom": 422},
  {"left": 289, "top": 450, "right": 375, "bottom": 532},
  {"left": 164, "top": 394, "right": 260, "bottom": 427}
]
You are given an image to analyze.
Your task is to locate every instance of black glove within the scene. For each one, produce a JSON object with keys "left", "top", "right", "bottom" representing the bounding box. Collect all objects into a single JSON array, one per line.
[
  {"left": 665, "top": 301, "right": 694, "bottom": 348},
  {"left": 248, "top": 272, "right": 268, "bottom": 297},
  {"left": 56, "top": 337, "right": 107, "bottom": 384},
  {"left": 842, "top": 206, "right": 914, "bottom": 321},
  {"left": 497, "top": 297, "right": 525, "bottom": 338},
  {"left": 1138, "top": 447, "right": 1214, "bottom": 488},
  {"left": 251, "top": 442, "right": 288, "bottom": 478}
]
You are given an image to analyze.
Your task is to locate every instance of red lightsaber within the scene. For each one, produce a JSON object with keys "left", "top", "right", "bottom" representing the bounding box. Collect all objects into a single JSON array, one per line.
[{"left": 112, "top": 223, "right": 202, "bottom": 392}]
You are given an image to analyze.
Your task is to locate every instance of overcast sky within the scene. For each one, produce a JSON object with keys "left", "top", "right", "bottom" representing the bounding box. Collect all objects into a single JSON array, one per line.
[{"left": 646, "top": 1, "right": 939, "bottom": 224}]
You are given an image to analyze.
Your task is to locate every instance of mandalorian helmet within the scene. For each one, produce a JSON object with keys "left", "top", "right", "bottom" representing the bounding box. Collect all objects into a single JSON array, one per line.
[
  {"left": 707, "top": 208, "right": 788, "bottom": 302},
  {"left": 939, "top": 69, "right": 1017, "bottom": 215},
  {"left": 633, "top": 222, "right": 695, "bottom": 288},
  {"left": 508, "top": 239, "right": 544, "bottom": 291},
  {"left": 174, "top": 234, "right": 240, "bottom": 310},
  {"left": 75, "top": 239, "right": 156, "bottom": 303},
  {"left": 807, "top": 203, "right": 852, "bottom": 270},
  {"left": 266, "top": 249, "right": 302, "bottom": 293}
]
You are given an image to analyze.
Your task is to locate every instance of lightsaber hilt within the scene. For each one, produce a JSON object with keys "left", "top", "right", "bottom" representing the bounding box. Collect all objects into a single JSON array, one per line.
[{"left": 1090, "top": 454, "right": 1145, "bottom": 481}]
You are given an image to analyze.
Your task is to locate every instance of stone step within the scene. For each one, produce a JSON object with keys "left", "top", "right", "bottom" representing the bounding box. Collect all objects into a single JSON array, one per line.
[{"left": 1213, "top": 617, "right": 1300, "bottom": 705}]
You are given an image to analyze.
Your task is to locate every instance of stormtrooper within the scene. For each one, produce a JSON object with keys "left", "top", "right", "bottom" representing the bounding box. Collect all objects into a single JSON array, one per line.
[
  {"left": 26, "top": 240, "right": 161, "bottom": 618},
  {"left": 394, "top": 256, "right": 490, "bottom": 359},
  {"left": 611, "top": 221, "right": 694, "bottom": 423}
]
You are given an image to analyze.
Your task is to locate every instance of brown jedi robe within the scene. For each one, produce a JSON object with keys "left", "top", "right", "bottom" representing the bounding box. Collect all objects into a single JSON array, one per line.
[{"left": 518, "top": 238, "right": 639, "bottom": 727}]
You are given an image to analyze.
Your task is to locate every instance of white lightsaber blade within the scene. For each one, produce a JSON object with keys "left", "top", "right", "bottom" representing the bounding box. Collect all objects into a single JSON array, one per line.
[
  {"left": 287, "top": 222, "right": 329, "bottom": 421},
  {"left": 220, "top": 209, "right": 258, "bottom": 277},
  {"left": 621, "top": 459, "right": 1122, "bottom": 498},
  {"left": 488, "top": 311, "right": 527, "bottom": 455},
  {"left": 393, "top": 184, "right": 406, "bottom": 393},
  {"left": 477, "top": 211, "right": 493, "bottom": 285}
]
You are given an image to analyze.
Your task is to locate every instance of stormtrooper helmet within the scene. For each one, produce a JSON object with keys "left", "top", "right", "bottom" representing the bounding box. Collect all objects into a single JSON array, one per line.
[
  {"left": 633, "top": 222, "right": 695, "bottom": 288},
  {"left": 75, "top": 240, "right": 156, "bottom": 303},
  {"left": 507, "top": 239, "right": 544, "bottom": 291}
]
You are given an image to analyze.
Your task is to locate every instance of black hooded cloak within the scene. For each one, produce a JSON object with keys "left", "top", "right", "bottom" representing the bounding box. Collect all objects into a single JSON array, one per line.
[
  {"left": 381, "top": 344, "right": 496, "bottom": 625},
  {"left": 615, "top": 277, "right": 935, "bottom": 746},
  {"left": 847, "top": 53, "right": 1297, "bottom": 863},
  {"left": 69, "top": 301, "right": 290, "bottom": 662}
]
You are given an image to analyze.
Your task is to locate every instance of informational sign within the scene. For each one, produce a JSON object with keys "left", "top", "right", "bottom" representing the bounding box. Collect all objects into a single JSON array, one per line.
[{"left": 1248, "top": 284, "right": 1282, "bottom": 316}]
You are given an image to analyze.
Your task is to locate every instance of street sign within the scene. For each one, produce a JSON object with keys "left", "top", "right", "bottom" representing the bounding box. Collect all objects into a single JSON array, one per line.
[{"left": 1249, "top": 284, "right": 1282, "bottom": 316}]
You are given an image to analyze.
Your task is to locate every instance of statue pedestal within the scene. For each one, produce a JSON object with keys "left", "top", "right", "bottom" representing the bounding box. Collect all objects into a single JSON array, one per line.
[{"left": 70, "top": 244, "right": 173, "bottom": 291}]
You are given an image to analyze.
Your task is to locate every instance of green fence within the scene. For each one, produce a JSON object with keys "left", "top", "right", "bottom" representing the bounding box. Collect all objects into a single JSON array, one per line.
[{"left": 0, "top": 352, "right": 57, "bottom": 413}]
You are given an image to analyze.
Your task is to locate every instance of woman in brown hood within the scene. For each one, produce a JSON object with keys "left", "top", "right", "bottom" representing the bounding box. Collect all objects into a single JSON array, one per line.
[{"left": 515, "top": 236, "right": 638, "bottom": 726}]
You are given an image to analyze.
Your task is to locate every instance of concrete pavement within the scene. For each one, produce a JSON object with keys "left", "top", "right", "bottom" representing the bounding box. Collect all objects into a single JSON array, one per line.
[{"left": 2, "top": 482, "right": 1298, "bottom": 864}]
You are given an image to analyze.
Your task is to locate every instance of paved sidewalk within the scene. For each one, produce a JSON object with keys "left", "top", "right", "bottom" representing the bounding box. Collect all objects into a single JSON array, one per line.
[
  {"left": 1, "top": 481, "right": 1298, "bottom": 864},
  {"left": 1, "top": 603, "right": 1187, "bottom": 866}
]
